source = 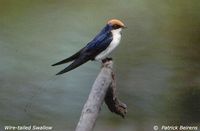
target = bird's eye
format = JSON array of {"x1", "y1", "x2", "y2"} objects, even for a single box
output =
[{"x1": 112, "y1": 24, "x2": 120, "y2": 29}]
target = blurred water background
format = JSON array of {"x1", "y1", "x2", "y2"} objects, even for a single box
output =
[{"x1": 0, "y1": 0, "x2": 200, "y2": 131}]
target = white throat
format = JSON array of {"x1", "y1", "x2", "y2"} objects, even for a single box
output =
[
  {"x1": 95, "y1": 28, "x2": 122, "y2": 60},
  {"x1": 111, "y1": 28, "x2": 122, "y2": 42}
]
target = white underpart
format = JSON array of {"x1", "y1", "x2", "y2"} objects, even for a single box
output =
[{"x1": 95, "y1": 28, "x2": 122, "y2": 60}]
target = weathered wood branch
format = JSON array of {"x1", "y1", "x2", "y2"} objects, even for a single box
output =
[
  {"x1": 75, "y1": 60, "x2": 127, "y2": 131},
  {"x1": 105, "y1": 71, "x2": 127, "y2": 118}
]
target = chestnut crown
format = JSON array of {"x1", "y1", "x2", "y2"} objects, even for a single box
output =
[{"x1": 107, "y1": 19, "x2": 126, "y2": 29}]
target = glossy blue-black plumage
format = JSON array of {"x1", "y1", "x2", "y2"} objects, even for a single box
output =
[
  {"x1": 52, "y1": 24, "x2": 113, "y2": 75},
  {"x1": 85, "y1": 24, "x2": 113, "y2": 50}
]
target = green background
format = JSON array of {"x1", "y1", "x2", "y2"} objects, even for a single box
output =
[{"x1": 0, "y1": 0, "x2": 200, "y2": 131}]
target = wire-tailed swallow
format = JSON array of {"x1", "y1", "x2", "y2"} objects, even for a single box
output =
[{"x1": 52, "y1": 19, "x2": 126, "y2": 75}]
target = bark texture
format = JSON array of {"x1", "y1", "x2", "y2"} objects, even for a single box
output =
[{"x1": 75, "y1": 60, "x2": 127, "y2": 131}]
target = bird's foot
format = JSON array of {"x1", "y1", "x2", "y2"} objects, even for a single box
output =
[
  {"x1": 102, "y1": 57, "x2": 113, "y2": 63},
  {"x1": 101, "y1": 57, "x2": 113, "y2": 68}
]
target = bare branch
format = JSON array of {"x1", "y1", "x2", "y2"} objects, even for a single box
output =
[
  {"x1": 75, "y1": 60, "x2": 127, "y2": 131},
  {"x1": 105, "y1": 72, "x2": 127, "y2": 118},
  {"x1": 75, "y1": 60, "x2": 113, "y2": 131}
]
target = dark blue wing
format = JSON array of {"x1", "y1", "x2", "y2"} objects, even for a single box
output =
[
  {"x1": 53, "y1": 24, "x2": 113, "y2": 75},
  {"x1": 82, "y1": 24, "x2": 113, "y2": 59}
]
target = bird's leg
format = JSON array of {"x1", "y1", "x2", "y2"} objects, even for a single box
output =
[
  {"x1": 101, "y1": 57, "x2": 113, "y2": 68},
  {"x1": 102, "y1": 57, "x2": 113, "y2": 63},
  {"x1": 106, "y1": 57, "x2": 113, "y2": 61}
]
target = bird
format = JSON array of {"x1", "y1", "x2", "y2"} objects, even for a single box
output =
[{"x1": 52, "y1": 19, "x2": 126, "y2": 75}]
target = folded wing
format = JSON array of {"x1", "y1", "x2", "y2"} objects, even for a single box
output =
[{"x1": 52, "y1": 25, "x2": 113, "y2": 75}]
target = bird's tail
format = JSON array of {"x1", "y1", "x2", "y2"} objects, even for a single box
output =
[
  {"x1": 56, "y1": 56, "x2": 90, "y2": 75},
  {"x1": 52, "y1": 50, "x2": 82, "y2": 66}
]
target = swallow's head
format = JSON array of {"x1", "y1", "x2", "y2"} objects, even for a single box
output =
[{"x1": 107, "y1": 19, "x2": 126, "y2": 30}]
